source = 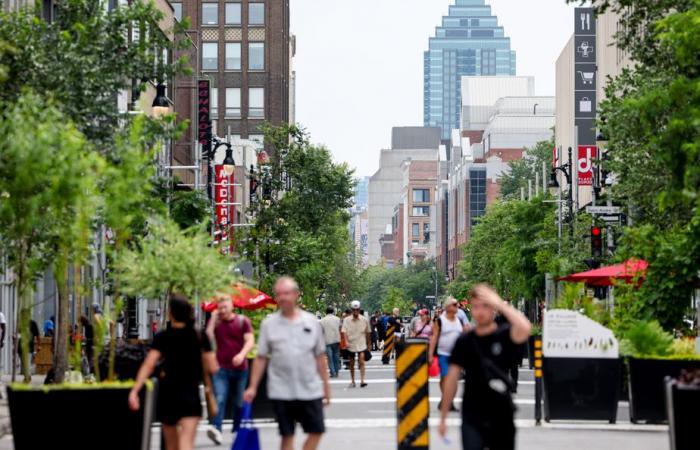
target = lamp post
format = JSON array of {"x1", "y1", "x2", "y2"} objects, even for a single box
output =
[
  {"x1": 151, "y1": 83, "x2": 172, "y2": 118},
  {"x1": 548, "y1": 146, "x2": 574, "y2": 241}
]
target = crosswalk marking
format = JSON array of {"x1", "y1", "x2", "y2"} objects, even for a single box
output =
[{"x1": 329, "y1": 378, "x2": 535, "y2": 385}]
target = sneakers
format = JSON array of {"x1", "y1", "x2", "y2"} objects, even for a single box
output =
[{"x1": 207, "y1": 426, "x2": 223, "y2": 445}]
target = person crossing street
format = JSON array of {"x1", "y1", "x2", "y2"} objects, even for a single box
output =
[
  {"x1": 320, "y1": 306, "x2": 341, "y2": 378},
  {"x1": 341, "y1": 301, "x2": 371, "y2": 388},
  {"x1": 381, "y1": 308, "x2": 402, "y2": 364}
]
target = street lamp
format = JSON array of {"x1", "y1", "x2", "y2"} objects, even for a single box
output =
[
  {"x1": 548, "y1": 146, "x2": 575, "y2": 240},
  {"x1": 222, "y1": 145, "x2": 236, "y2": 176},
  {"x1": 151, "y1": 83, "x2": 172, "y2": 118}
]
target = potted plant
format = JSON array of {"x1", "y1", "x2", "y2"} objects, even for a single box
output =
[
  {"x1": 528, "y1": 324, "x2": 542, "y2": 369},
  {"x1": 665, "y1": 368, "x2": 700, "y2": 450},
  {"x1": 622, "y1": 321, "x2": 700, "y2": 423}
]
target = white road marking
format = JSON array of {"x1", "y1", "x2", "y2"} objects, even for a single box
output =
[{"x1": 329, "y1": 378, "x2": 534, "y2": 385}]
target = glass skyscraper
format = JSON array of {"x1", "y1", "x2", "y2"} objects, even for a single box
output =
[{"x1": 424, "y1": 0, "x2": 516, "y2": 140}]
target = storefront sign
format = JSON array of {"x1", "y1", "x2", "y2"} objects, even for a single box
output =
[
  {"x1": 214, "y1": 165, "x2": 229, "y2": 227},
  {"x1": 577, "y1": 145, "x2": 597, "y2": 186},
  {"x1": 543, "y1": 309, "x2": 618, "y2": 358},
  {"x1": 197, "y1": 79, "x2": 210, "y2": 146}
]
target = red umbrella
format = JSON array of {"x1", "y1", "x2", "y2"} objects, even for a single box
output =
[
  {"x1": 559, "y1": 259, "x2": 648, "y2": 287},
  {"x1": 229, "y1": 282, "x2": 276, "y2": 310}
]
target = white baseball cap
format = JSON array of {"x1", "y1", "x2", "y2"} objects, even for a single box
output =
[{"x1": 351, "y1": 300, "x2": 361, "y2": 309}]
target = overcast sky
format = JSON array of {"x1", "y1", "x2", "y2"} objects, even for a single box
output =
[{"x1": 290, "y1": 0, "x2": 576, "y2": 177}]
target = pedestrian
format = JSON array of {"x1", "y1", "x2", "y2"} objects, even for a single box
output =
[
  {"x1": 340, "y1": 308, "x2": 352, "y2": 370},
  {"x1": 411, "y1": 309, "x2": 433, "y2": 340},
  {"x1": 341, "y1": 301, "x2": 370, "y2": 388},
  {"x1": 457, "y1": 302, "x2": 470, "y2": 326},
  {"x1": 0, "y1": 310, "x2": 6, "y2": 350},
  {"x1": 43, "y1": 316, "x2": 55, "y2": 337},
  {"x1": 382, "y1": 308, "x2": 402, "y2": 364},
  {"x1": 438, "y1": 284, "x2": 531, "y2": 450},
  {"x1": 205, "y1": 295, "x2": 255, "y2": 445},
  {"x1": 378, "y1": 311, "x2": 388, "y2": 350},
  {"x1": 429, "y1": 297, "x2": 469, "y2": 411},
  {"x1": 319, "y1": 306, "x2": 341, "y2": 378},
  {"x1": 369, "y1": 311, "x2": 380, "y2": 351},
  {"x1": 129, "y1": 294, "x2": 218, "y2": 450},
  {"x1": 244, "y1": 277, "x2": 330, "y2": 450},
  {"x1": 79, "y1": 315, "x2": 94, "y2": 371}
]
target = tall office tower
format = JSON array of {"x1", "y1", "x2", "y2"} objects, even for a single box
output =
[{"x1": 424, "y1": 0, "x2": 515, "y2": 142}]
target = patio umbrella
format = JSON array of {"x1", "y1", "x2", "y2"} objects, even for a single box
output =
[
  {"x1": 558, "y1": 259, "x2": 648, "y2": 287},
  {"x1": 229, "y1": 282, "x2": 276, "y2": 310}
]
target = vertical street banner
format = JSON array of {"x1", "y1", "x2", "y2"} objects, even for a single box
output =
[
  {"x1": 215, "y1": 165, "x2": 230, "y2": 240},
  {"x1": 198, "y1": 79, "x2": 211, "y2": 146},
  {"x1": 577, "y1": 145, "x2": 597, "y2": 186},
  {"x1": 574, "y1": 7, "x2": 596, "y2": 150}
]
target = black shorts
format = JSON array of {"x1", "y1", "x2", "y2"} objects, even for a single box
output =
[
  {"x1": 273, "y1": 399, "x2": 325, "y2": 436},
  {"x1": 157, "y1": 387, "x2": 202, "y2": 426}
]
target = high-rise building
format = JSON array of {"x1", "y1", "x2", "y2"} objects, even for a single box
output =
[{"x1": 424, "y1": 0, "x2": 516, "y2": 141}]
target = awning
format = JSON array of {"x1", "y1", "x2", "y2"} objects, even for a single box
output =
[
  {"x1": 200, "y1": 282, "x2": 276, "y2": 312},
  {"x1": 558, "y1": 259, "x2": 648, "y2": 287}
]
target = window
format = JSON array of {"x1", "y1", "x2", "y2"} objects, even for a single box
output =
[
  {"x1": 249, "y1": 88, "x2": 264, "y2": 118},
  {"x1": 225, "y1": 43, "x2": 241, "y2": 70},
  {"x1": 469, "y1": 169, "x2": 487, "y2": 228},
  {"x1": 172, "y1": 2, "x2": 182, "y2": 21},
  {"x1": 226, "y1": 88, "x2": 241, "y2": 117},
  {"x1": 412, "y1": 223, "x2": 420, "y2": 237},
  {"x1": 210, "y1": 87, "x2": 218, "y2": 117},
  {"x1": 248, "y1": 43, "x2": 264, "y2": 70},
  {"x1": 202, "y1": 42, "x2": 218, "y2": 70},
  {"x1": 412, "y1": 206, "x2": 429, "y2": 217},
  {"x1": 202, "y1": 3, "x2": 218, "y2": 25},
  {"x1": 225, "y1": 2, "x2": 241, "y2": 25},
  {"x1": 412, "y1": 188, "x2": 430, "y2": 203},
  {"x1": 248, "y1": 3, "x2": 264, "y2": 25}
]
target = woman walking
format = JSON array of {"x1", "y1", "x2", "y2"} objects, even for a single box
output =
[
  {"x1": 129, "y1": 294, "x2": 218, "y2": 450},
  {"x1": 411, "y1": 309, "x2": 433, "y2": 340}
]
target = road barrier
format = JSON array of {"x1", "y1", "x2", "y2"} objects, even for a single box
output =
[
  {"x1": 534, "y1": 336, "x2": 543, "y2": 425},
  {"x1": 383, "y1": 324, "x2": 396, "y2": 364},
  {"x1": 396, "y1": 339, "x2": 429, "y2": 450}
]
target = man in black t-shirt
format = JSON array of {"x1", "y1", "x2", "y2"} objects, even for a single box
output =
[{"x1": 438, "y1": 284, "x2": 531, "y2": 450}]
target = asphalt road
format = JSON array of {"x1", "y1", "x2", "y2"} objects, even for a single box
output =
[{"x1": 0, "y1": 352, "x2": 670, "y2": 449}]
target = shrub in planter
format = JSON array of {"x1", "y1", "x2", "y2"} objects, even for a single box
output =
[
  {"x1": 622, "y1": 321, "x2": 700, "y2": 423},
  {"x1": 8, "y1": 381, "x2": 156, "y2": 450}
]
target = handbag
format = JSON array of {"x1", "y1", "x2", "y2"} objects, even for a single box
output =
[
  {"x1": 364, "y1": 349, "x2": 372, "y2": 362},
  {"x1": 231, "y1": 402, "x2": 260, "y2": 450},
  {"x1": 429, "y1": 356, "x2": 440, "y2": 377}
]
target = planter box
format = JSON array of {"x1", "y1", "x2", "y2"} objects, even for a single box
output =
[
  {"x1": 628, "y1": 358, "x2": 700, "y2": 423},
  {"x1": 542, "y1": 357, "x2": 620, "y2": 423},
  {"x1": 7, "y1": 382, "x2": 155, "y2": 450},
  {"x1": 665, "y1": 377, "x2": 700, "y2": 450}
]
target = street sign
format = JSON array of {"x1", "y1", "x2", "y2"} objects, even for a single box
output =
[
  {"x1": 600, "y1": 215, "x2": 621, "y2": 222},
  {"x1": 586, "y1": 206, "x2": 621, "y2": 214}
]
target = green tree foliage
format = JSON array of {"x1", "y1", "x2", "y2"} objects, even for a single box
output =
[
  {"x1": 577, "y1": 0, "x2": 700, "y2": 330},
  {"x1": 499, "y1": 138, "x2": 554, "y2": 200},
  {"x1": 242, "y1": 124, "x2": 356, "y2": 307},
  {"x1": 0, "y1": 0, "x2": 190, "y2": 149},
  {"x1": 381, "y1": 287, "x2": 414, "y2": 316}
]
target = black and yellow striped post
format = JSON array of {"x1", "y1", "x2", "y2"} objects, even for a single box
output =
[
  {"x1": 396, "y1": 339, "x2": 429, "y2": 450},
  {"x1": 383, "y1": 324, "x2": 396, "y2": 364},
  {"x1": 534, "y1": 337, "x2": 543, "y2": 425}
]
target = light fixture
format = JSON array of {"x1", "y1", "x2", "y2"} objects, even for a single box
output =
[
  {"x1": 222, "y1": 146, "x2": 236, "y2": 176},
  {"x1": 595, "y1": 132, "x2": 608, "y2": 150},
  {"x1": 548, "y1": 170, "x2": 560, "y2": 196},
  {"x1": 151, "y1": 83, "x2": 171, "y2": 118}
]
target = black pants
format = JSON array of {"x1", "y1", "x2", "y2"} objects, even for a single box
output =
[
  {"x1": 509, "y1": 364, "x2": 519, "y2": 392},
  {"x1": 461, "y1": 417, "x2": 515, "y2": 450}
]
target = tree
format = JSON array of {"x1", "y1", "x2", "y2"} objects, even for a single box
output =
[
  {"x1": 381, "y1": 287, "x2": 413, "y2": 316},
  {"x1": 499, "y1": 138, "x2": 554, "y2": 200},
  {"x1": 241, "y1": 124, "x2": 356, "y2": 307},
  {"x1": 0, "y1": 93, "x2": 103, "y2": 382}
]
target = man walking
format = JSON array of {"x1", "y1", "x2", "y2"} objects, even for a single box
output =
[
  {"x1": 244, "y1": 277, "x2": 330, "y2": 450},
  {"x1": 319, "y1": 306, "x2": 341, "y2": 378},
  {"x1": 369, "y1": 311, "x2": 380, "y2": 351},
  {"x1": 206, "y1": 295, "x2": 255, "y2": 445},
  {"x1": 438, "y1": 284, "x2": 531, "y2": 450},
  {"x1": 341, "y1": 301, "x2": 370, "y2": 388}
]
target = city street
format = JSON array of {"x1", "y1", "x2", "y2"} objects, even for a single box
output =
[{"x1": 0, "y1": 352, "x2": 673, "y2": 449}]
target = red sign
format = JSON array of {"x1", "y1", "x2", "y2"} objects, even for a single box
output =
[
  {"x1": 215, "y1": 165, "x2": 230, "y2": 227},
  {"x1": 577, "y1": 145, "x2": 597, "y2": 186},
  {"x1": 197, "y1": 79, "x2": 210, "y2": 145},
  {"x1": 552, "y1": 146, "x2": 558, "y2": 168}
]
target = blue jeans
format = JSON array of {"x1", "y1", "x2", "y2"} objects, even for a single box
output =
[
  {"x1": 326, "y1": 343, "x2": 341, "y2": 377},
  {"x1": 212, "y1": 368, "x2": 249, "y2": 432}
]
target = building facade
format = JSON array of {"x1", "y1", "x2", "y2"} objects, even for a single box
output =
[{"x1": 424, "y1": 0, "x2": 516, "y2": 141}]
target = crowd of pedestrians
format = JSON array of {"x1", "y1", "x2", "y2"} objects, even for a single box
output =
[{"x1": 125, "y1": 274, "x2": 529, "y2": 450}]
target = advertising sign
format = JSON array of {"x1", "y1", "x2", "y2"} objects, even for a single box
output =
[
  {"x1": 574, "y1": 7, "x2": 596, "y2": 147},
  {"x1": 214, "y1": 165, "x2": 230, "y2": 227},
  {"x1": 197, "y1": 79, "x2": 210, "y2": 146},
  {"x1": 577, "y1": 145, "x2": 597, "y2": 186},
  {"x1": 543, "y1": 309, "x2": 619, "y2": 358}
]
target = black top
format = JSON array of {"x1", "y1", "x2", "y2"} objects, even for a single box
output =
[
  {"x1": 449, "y1": 324, "x2": 516, "y2": 418},
  {"x1": 151, "y1": 327, "x2": 212, "y2": 393}
]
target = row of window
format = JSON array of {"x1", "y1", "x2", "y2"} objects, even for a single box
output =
[
  {"x1": 202, "y1": 42, "x2": 264, "y2": 71},
  {"x1": 201, "y1": 2, "x2": 264, "y2": 26},
  {"x1": 411, "y1": 223, "x2": 431, "y2": 242},
  {"x1": 210, "y1": 87, "x2": 264, "y2": 118}
]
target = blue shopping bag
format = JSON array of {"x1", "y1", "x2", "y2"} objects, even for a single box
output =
[{"x1": 231, "y1": 402, "x2": 260, "y2": 450}]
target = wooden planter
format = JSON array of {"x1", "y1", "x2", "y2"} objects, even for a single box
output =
[
  {"x1": 7, "y1": 382, "x2": 155, "y2": 450},
  {"x1": 542, "y1": 356, "x2": 621, "y2": 423},
  {"x1": 628, "y1": 358, "x2": 700, "y2": 423}
]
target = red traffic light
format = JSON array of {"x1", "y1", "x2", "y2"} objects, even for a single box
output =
[{"x1": 591, "y1": 227, "x2": 602, "y2": 236}]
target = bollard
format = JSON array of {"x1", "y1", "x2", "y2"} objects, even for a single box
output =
[
  {"x1": 383, "y1": 324, "x2": 396, "y2": 364},
  {"x1": 396, "y1": 339, "x2": 429, "y2": 450},
  {"x1": 534, "y1": 337, "x2": 543, "y2": 425}
]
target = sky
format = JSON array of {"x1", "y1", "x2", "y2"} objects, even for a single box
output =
[{"x1": 290, "y1": 0, "x2": 576, "y2": 177}]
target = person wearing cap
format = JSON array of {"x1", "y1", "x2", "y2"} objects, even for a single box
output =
[
  {"x1": 410, "y1": 309, "x2": 433, "y2": 340},
  {"x1": 341, "y1": 301, "x2": 371, "y2": 388}
]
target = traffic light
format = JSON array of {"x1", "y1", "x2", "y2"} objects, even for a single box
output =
[{"x1": 591, "y1": 226, "x2": 603, "y2": 258}]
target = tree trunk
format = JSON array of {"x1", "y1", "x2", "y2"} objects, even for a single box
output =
[
  {"x1": 53, "y1": 260, "x2": 70, "y2": 384},
  {"x1": 18, "y1": 282, "x2": 31, "y2": 383}
]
